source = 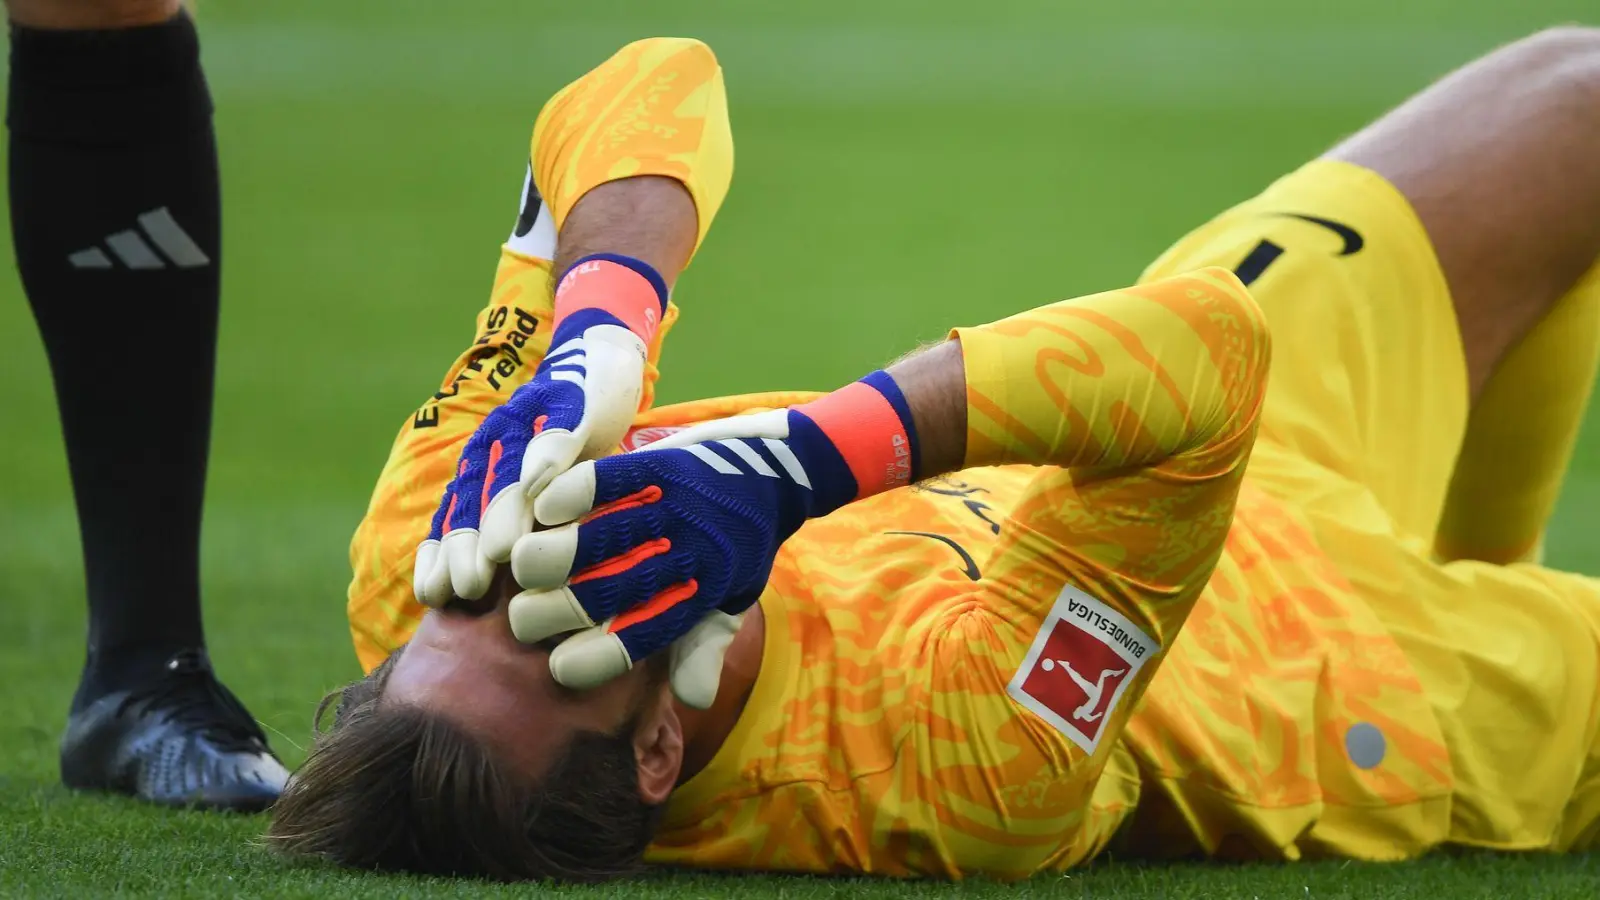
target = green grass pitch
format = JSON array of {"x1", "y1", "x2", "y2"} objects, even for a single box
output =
[{"x1": 3, "y1": 0, "x2": 1599, "y2": 896}]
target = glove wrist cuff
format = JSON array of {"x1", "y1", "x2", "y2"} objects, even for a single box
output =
[
  {"x1": 553, "y1": 254, "x2": 669, "y2": 345},
  {"x1": 794, "y1": 370, "x2": 919, "y2": 510}
]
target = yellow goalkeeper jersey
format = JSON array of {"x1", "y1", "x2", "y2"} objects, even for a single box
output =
[
  {"x1": 346, "y1": 34, "x2": 1600, "y2": 881},
  {"x1": 639, "y1": 271, "x2": 1452, "y2": 877},
  {"x1": 349, "y1": 265, "x2": 1454, "y2": 878}
]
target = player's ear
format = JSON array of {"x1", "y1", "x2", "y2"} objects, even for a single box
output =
[{"x1": 632, "y1": 689, "x2": 683, "y2": 805}]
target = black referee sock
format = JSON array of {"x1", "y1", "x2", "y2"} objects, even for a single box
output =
[{"x1": 7, "y1": 12, "x2": 222, "y2": 710}]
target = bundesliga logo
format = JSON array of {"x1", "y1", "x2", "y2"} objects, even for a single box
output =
[{"x1": 1007, "y1": 585, "x2": 1158, "y2": 754}]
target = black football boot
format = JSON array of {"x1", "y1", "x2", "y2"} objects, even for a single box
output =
[{"x1": 59, "y1": 649, "x2": 288, "y2": 811}]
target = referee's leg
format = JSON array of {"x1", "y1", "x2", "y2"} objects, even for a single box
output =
[{"x1": 7, "y1": 0, "x2": 286, "y2": 808}]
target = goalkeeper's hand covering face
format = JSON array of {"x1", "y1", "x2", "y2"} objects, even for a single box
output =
[
  {"x1": 508, "y1": 373, "x2": 921, "y2": 709},
  {"x1": 414, "y1": 254, "x2": 667, "y2": 608}
]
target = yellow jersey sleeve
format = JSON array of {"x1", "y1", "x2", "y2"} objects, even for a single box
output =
[
  {"x1": 952, "y1": 267, "x2": 1271, "y2": 646},
  {"x1": 532, "y1": 37, "x2": 733, "y2": 259},
  {"x1": 345, "y1": 36, "x2": 740, "y2": 670},
  {"x1": 954, "y1": 266, "x2": 1269, "y2": 479}
]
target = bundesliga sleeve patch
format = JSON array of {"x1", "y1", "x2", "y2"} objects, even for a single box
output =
[{"x1": 1006, "y1": 584, "x2": 1159, "y2": 755}]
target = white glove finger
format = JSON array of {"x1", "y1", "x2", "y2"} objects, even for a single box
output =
[
  {"x1": 443, "y1": 529, "x2": 495, "y2": 600},
  {"x1": 509, "y1": 523, "x2": 579, "y2": 590},
  {"x1": 533, "y1": 460, "x2": 599, "y2": 527},
  {"x1": 508, "y1": 585, "x2": 596, "y2": 644},
  {"x1": 418, "y1": 539, "x2": 455, "y2": 608},
  {"x1": 479, "y1": 486, "x2": 534, "y2": 564},
  {"x1": 413, "y1": 540, "x2": 441, "y2": 604},
  {"x1": 520, "y1": 429, "x2": 585, "y2": 501},
  {"x1": 548, "y1": 625, "x2": 633, "y2": 692},
  {"x1": 669, "y1": 612, "x2": 744, "y2": 710}
]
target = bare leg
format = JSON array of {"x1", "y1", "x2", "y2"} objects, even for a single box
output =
[{"x1": 1328, "y1": 27, "x2": 1600, "y2": 400}]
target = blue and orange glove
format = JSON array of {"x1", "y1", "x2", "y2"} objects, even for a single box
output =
[
  {"x1": 414, "y1": 254, "x2": 668, "y2": 607},
  {"x1": 505, "y1": 372, "x2": 920, "y2": 708}
]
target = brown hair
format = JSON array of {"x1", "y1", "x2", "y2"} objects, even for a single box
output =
[{"x1": 264, "y1": 649, "x2": 663, "y2": 882}]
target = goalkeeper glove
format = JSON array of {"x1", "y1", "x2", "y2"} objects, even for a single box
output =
[
  {"x1": 414, "y1": 253, "x2": 667, "y2": 606},
  {"x1": 505, "y1": 372, "x2": 919, "y2": 708}
]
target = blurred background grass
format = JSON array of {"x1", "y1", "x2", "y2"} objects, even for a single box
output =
[{"x1": 1, "y1": 0, "x2": 1597, "y2": 895}]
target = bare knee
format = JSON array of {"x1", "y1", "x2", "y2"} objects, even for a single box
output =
[{"x1": 6, "y1": 0, "x2": 181, "y2": 29}]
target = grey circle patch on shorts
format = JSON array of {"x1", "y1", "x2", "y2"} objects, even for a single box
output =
[{"x1": 1345, "y1": 722, "x2": 1387, "y2": 770}]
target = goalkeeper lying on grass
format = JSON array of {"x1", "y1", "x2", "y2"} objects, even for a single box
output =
[{"x1": 270, "y1": 30, "x2": 1600, "y2": 880}]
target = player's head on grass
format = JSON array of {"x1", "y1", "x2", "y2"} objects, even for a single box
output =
[{"x1": 264, "y1": 571, "x2": 682, "y2": 882}]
